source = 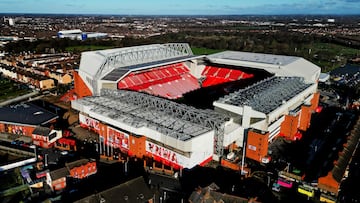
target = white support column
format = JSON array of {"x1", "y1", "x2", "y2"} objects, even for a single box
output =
[{"x1": 242, "y1": 105, "x2": 252, "y2": 128}]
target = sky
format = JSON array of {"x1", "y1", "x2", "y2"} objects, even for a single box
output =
[{"x1": 0, "y1": 0, "x2": 359, "y2": 15}]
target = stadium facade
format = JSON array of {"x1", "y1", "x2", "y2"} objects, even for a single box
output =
[{"x1": 71, "y1": 43, "x2": 320, "y2": 169}]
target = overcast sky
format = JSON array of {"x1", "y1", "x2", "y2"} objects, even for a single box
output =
[{"x1": 0, "y1": 0, "x2": 359, "y2": 15}]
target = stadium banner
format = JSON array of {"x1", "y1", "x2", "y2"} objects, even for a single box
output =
[
  {"x1": 6, "y1": 124, "x2": 33, "y2": 136},
  {"x1": 106, "y1": 126, "x2": 129, "y2": 150},
  {"x1": 145, "y1": 141, "x2": 187, "y2": 166},
  {"x1": 79, "y1": 114, "x2": 100, "y2": 132}
]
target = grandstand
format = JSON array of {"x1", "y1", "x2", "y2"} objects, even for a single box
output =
[
  {"x1": 71, "y1": 43, "x2": 321, "y2": 169},
  {"x1": 72, "y1": 88, "x2": 230, "y2": 169},
  {"x1": 117, "y1": 63, "x2": 200, "y2": 99},
  {"x1": 201, "y1": 65, "x2": 254, "y2": 87},
  {"x1": 214, "y1": 76, "x2": 317, "y2": 142}
]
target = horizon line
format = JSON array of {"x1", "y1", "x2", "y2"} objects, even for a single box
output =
[{"x1": 1, "y1": 12, "x2": 359, "y2": 17}]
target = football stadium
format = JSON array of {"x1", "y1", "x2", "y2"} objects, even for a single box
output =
[{"x1": 71, "y1": 43, "x2": 321, "y2": 170}]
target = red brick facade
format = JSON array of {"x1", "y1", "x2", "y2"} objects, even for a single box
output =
[{"x1": 69, "y1": 161, "x2": 97, "y2": 179}]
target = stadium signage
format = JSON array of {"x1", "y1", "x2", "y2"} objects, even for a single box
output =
[
  {"x1": 79, "y1": 114, "x2": 100, "y2": 132},
  {"x1": 105, "y1": 126, "x2": 129, "y2": 150},
  {"x1": 146, "y1": 141, "x2": 185, "y2": 165}
]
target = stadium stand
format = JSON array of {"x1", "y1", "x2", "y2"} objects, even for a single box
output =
[
  {"x1": 117, "y1": 63, "x2": 200, "y2": 99},
  {"x1": 201, "y1": 65, "x2": 254, "y2": 87},
  {"x1": 71, "y1": 43, "x2": 321, "y2": 169}
]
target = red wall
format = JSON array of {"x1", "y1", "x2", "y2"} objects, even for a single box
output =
[
  {"x1": 69, "y1": 161, "x2": 97, "y2": 179},
  {"x1": 1, "y1": 124, "x2": 35, "y2": 137},
  {"x1": 299, "y1": 105, "x2": 312, "y2": 131},
  {"x1": 73, "y1": 71, "x2": 92, "y2": 99},
  {"x1": 318, "y1": 172, "x2": 340, "y2": 195},
  {"x1": 280, "y1": 114, "x2": 300, "y2": 140},
  {"x1": 221, "y1": 158, "x2": 241, "y2": 171},
  {"x1": 0, "y1": 123, "x2": 5, "y2": 132},
  {"x1": 246, "y1": 129, "x2": 269, "y2": 162},
  {"x1": 129, "y1": 135, "x2": 146, "y2": 158},
  {"x1": 310, "y1": 92, "x2": 320, "y2": 111}
]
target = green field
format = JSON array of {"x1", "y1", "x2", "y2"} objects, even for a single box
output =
[
  {"x1": 309, "y1": 42, "x2": 360, "y2": 56},
  {"x1": 65, "y1": 45, "x2": 116, "y2": 52},
  {"x1": 304, "y1": 42, "x2": 360, "y2": 71},
  {"x1": 191, "y1": 47, "x2": 224, "y2": 55},
  {"x1": 0, "y1": 77, "x2": 31, "y2": 103}
]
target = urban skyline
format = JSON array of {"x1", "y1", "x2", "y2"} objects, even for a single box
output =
[{"x1": 0, "y1": 0, "x2": 360, "y2": 15}]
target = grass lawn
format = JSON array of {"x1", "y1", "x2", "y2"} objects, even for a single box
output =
[
  {"x1": 191, "y1": 47, "x2": 224, "y2": 55},
  {"x1": 299, "y1": 42, "x2": 359, "y2": 71},
  {"x1": 310, "y1": 42, "x2": 360, "y2": 56}
]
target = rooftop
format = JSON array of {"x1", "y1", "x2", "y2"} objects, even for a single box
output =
[
  {"x1": 0, "y1": 64, "x2": 51, "y2": 81},
  {"x1": 58, "y1": 29, "x2": 82, "y2": 34},
  {"x1": 49, "y1": 167, "x2": 69, "y2": 180},
  {"x1": 66, "y1": 159, "x2": 95, "y2": 170},
  {"x1": 208, "y1": 51, "x2": 299, "y2": 66},
  {"x1": 217, "y1": 76, "x2": 312, "y2": 114},
  {"x1": 0, "y1": 103, "x2": 58, "y2": 126},
  {"x1": 74, "y1": 176, "x2": 154, "y2": 203},
  {"x1": 207, "y1": 51, "x2": 321, "y2": 84},
  {"x1": 32, "y1": 126, "x2": 51, "y2": 136},
  {"x1": 101, "y1": 55, "x2": 199, "y2": 81},
  {"x1": 188, "y1": 184, "x2": 259, "y2": 203},
  {"x1": 73, "y1": 89, "x2": 229, "y2": 141},
  {"x1": 79, "y1": 43, "x2": 194, "y2": 85}
]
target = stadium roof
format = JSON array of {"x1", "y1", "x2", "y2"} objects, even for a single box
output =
[
  {"x1": 72, "y1": 89, "x2": 229, "y2": 141},
  {"x1": 101, "y1": 55, "x2": 200, "y2": 81},
  {"x1": 216, "y1": 76, "x2": 312, "y2": 114},
  {"x1": 79, "y1": 43, "x2": 194, "y2": 79},
  {"x1": 79, "y1": 43, "x2": 195, "y2": 95},
  {"x1": 211, "y1": 51, "x2": 299, "y2": 66},
  {"x1": 207, "y1": 51, "x2": 321, "y2": 83},
  {"x1": 0, "y1": 103, "x2": 58, "y2": 126}
]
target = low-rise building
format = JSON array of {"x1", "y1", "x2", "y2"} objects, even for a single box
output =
[
  {"x1": 66, "y1": 159, "x2": 97, "y2": 179},
  {"x1": 46, "y1": 167, "x2": 69, "y2": 191},
  {"x1": 48, "y1": 71, "x2": 72, "y2": 84},
  {"x1": 46, "y1": 159, "x2": 97, "y2": 191},
  {"x1": 32, "y1": 126, "x2": 62, "y2": 148},
  {"x1": 0, "y1": 64, "x2": 55, "y2": 90},
  {"x1": 188, "y1": 183, "x2": 261, "y2": 203},
  {"x1": 0, "y1": 103, "x2": 58, "y2": 137}
]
